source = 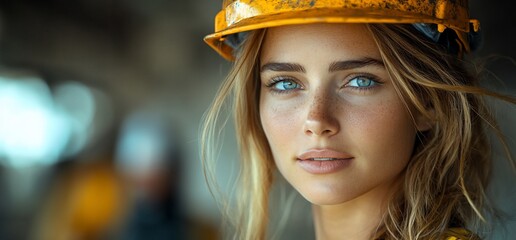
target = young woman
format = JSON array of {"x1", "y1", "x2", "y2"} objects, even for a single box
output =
[{"x1": 202, "y1": 1, "x2": 516, "y2": 239}]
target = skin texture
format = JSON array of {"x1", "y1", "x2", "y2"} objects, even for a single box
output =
[{"x1": 259, "y1": 23, "x2": 430, "y2": 239}]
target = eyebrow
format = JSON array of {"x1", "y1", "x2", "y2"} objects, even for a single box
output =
[
  {"x1": 260, "y1": 57, "x2": 384, "y2": 73},
  {"x1": 328, "y1": 58, "x2": 384, "y2": 72},
  {"x1": 260, "y1": 62, "x2": 306, "y2": 73}
]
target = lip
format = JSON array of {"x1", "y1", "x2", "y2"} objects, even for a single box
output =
[
  {"x1": 297, "y1": 149, "x2": 354, "y2": 161},
  {"x1": 297, "y1": 149, "x2": 353, "y2": 174}
]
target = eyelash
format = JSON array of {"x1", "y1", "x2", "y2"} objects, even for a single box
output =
[
  {"x1": 344, "y1": 74, "x2": 383, "y2": 92},
  {"x1": 264, "y1": 77, "x2": 301, "y2": 94},
  {"x1": 264, "y1": 74, "x2": 383, "y2": 94}
]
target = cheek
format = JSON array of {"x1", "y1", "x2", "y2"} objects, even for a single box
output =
[
  {"x1": 260, "y1": 99, "x2": 300, "y2": 151},
  {"x1": 346, "y1": 98, "x2": 416, "y2": 168}
]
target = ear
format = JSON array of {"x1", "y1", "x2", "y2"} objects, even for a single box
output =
[{"x1": 415, "y1": 109, "x2": 434, "y2": 132}]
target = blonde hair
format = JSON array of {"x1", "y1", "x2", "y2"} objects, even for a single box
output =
[
  {"x1": 201, "y1": 24, "x2": 516, "y2": 239},
  {"x1": 201, "y1": 29, "x2": 271, "y2": 240}
]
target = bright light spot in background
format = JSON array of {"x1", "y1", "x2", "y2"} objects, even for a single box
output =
[
  {"x1": 54, "y1": 82, "x2": 96, "y2": 157},
  {"x1": 0, "y1": 75, "x2": 102, "y2": 168},
  {"x1": 115, "y1": 112, "x2": 173, "y2": 177},
  {"x1": 0, "y1": 76, "x2": 70, "y2": 167},
  {"x1": 117, "y1": 127, "x2": 166, "y2": 175}
]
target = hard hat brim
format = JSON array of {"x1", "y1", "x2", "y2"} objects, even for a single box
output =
[{"x1": 204, "y1": 7, "x2": 475, "y2": 61}]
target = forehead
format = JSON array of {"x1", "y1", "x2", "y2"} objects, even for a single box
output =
[{"x1": 260, "y1": 23, "x2": 381, "y2": 64}]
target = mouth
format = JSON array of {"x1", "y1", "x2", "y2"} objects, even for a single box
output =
[
  {"x1": 296, "y1": 149, "x2": 353, "y2": 174},
  {"x1": 297, "y1": 148, "x2": 354, "y2": 161},
  {"x1": 305, "y1": 158, "x2": 347, "y2": 161}
]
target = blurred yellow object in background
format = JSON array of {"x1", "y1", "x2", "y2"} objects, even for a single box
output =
[
  {"x1": 33, "y1": 160, "x2": 126, "y2": 240},
  {"x1": 68, "y1": 162, "x2": 124, "y2": 237}
]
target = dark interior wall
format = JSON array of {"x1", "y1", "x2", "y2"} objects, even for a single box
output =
[{"x1": 0, "y1": 0, "x2": 514, "y2": 100}]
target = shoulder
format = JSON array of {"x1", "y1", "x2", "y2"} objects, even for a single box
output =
[{"x1": 444, "y1": 228, "x2": 481, "y2": 240}]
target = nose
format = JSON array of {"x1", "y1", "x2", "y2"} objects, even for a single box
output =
[{"x1": 303, "y1": 94, "x2": 340, "y2": 137}]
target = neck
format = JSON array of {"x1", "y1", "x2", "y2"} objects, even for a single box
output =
[{"x1": 312, "y1": 179, "x2": 401, "y2": 240}]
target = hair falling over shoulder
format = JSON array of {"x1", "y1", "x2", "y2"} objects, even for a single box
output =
[
  {"x1": 201, "y1": 24, "x2": 516, "y2": 240},
  {"x1": 366, "y1": 24, "x2": 516, "y2": 239},
  {"x1": 201, "y1": 30, "x2": 272, "y2": 240}
]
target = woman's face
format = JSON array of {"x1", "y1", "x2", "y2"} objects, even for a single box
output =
[{"x1": 259, "y1": 23, "x2": 426, "y2": 205}]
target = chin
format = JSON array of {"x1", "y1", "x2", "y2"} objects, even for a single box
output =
[
  {"x1": 305, "y1": 196, "x2": 348, "y2": 206},
  {"x1": 296, "y1": 184, "x2": 359, "y2": 206}
]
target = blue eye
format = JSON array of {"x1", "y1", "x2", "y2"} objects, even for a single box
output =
[
  {"x1": 347, "y1": 76, "x2": 379, "y2": 88},
  {"x1": 271, "y1": 79, "x2": 300, "y2": 91}
]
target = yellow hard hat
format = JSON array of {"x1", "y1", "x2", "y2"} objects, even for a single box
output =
[{"x1": 204, "y1": 0, "x2": 480, "y2": 61}]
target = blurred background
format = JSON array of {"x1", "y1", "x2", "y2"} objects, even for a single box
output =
[{"x1": 0, "y1": 0, "x2": 514, "y2": 240}]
